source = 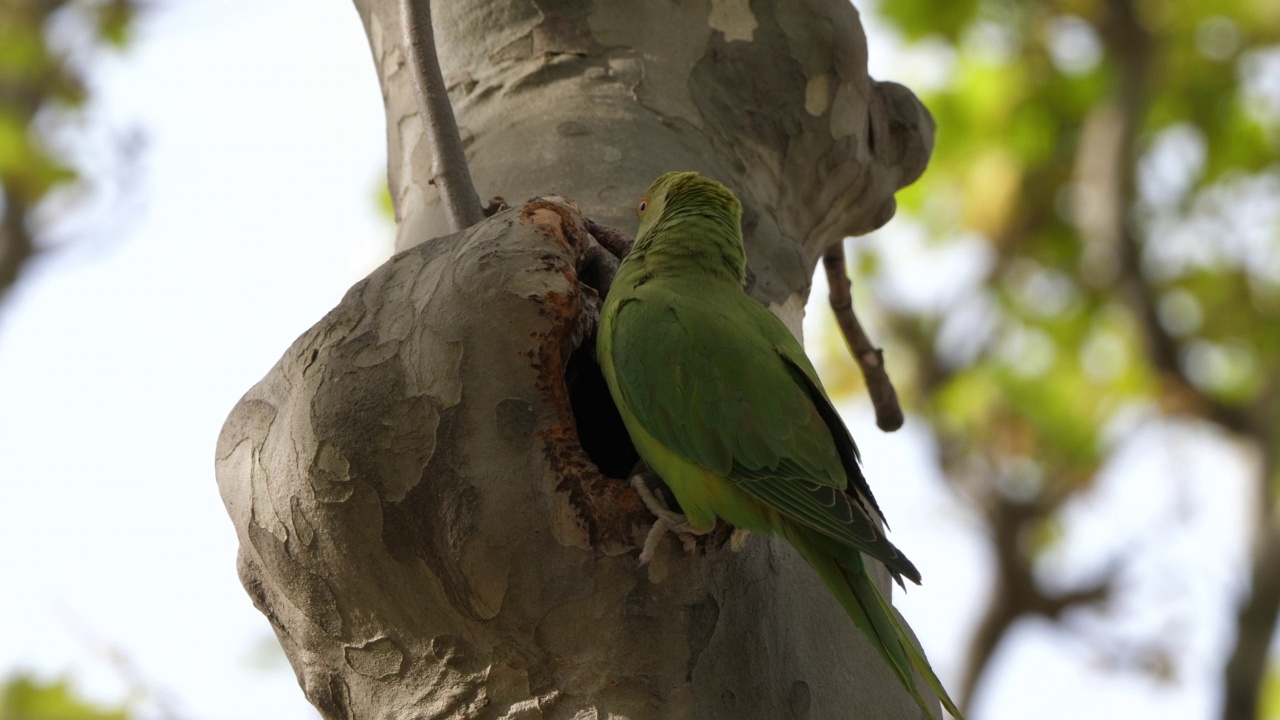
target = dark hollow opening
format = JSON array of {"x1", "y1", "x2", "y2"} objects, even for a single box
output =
[{"x1": 565, "y1": 335, "x2": 639, "y2": 480}]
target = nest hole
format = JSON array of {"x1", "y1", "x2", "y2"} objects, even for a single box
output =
[{"x1": 565, "y1": 336, "x2": 639, "y2": 480}]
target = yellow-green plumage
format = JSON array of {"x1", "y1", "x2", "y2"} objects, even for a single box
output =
[{"x1": 596, "y1": 171, "x2": 963, "y2": 719}]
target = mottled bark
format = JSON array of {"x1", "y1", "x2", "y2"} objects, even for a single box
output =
[
  {"x1": 217, "y1": 1, "x2": 939, "y2": 717},
  {"x1": 366, "y1": 0, "x2": 932, "y2": 304}
]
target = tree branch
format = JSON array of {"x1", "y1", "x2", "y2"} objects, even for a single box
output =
[
  {"x1": 959, "y1": 490, "x2": 1114, "y2": 711},
  {"x1": 1087, "y1": 0, "x2": 1251, "y2": 435},
  {"x1": 1093, "y1": 7, "x2": 1279, "y2": 715},
  {"x1": 400, "y1": 0, "x2": 483, "y2": 230},
  {"x1": 822, "y1": 241, "x2": 903, "y2": 431},
  {"x1": 0, "y1": 185, "x2": 35, "y2": 307},
  {"x1": 1225, "y1": 506, "x2": 1280, "y2": 719},
  {"x1": 1116, "y1": 225, "x2": 1253, "y2": 432},
  {"x1": 1223, "y1": 402, "x2": 1280, "y2": 719}
]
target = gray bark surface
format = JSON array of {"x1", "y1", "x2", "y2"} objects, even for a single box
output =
[
  {"x1": 365, "y1": 0, "x2": 932, "y2": 306},
  {"x1": 217, "y1": 1, "x2": 939, "y2": 718}
]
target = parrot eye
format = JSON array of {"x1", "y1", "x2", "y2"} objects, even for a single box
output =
[{"x1": 637, "y1": 198, "x2": 648, "y2": 217}]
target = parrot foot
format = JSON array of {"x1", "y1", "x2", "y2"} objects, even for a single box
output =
[
  {"x1": 631, "y1": 474, "x2": 714, "y2": 566},
  {"x1": 729, "y1": 528, "x2": 751, "y2": 552}
]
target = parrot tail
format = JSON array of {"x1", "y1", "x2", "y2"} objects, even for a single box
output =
[{"x1": 784, "y1": 524, "x2": 964, "y2": 720}]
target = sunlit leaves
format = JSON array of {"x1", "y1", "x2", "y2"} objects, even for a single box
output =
[
  {"x1": 95, "y1": 0, "x2": 138, "y2": 48},
  {"x1": 878, "y1": 0, "x2": 980, "y2": 42},
  {"x1": 873, "y1": 0, "x2": 1277, "y2": 433},
  {"x1": 963, "y1": 148, "x2": 1022, "y2": 237},
  {"x1": 932, "y1": 307, "x2": 1146, "y2": 483},
  {"x1": 0, "y1": 674, "x2": 127, "y2": 720},
  {"x1": 863, "y1": 4, "x2": 1278, "y2": 691},
  {"x1": 0, "y1": 1, "x2": 92, "y2": 205},
  {"x1": 0, "y1": 109, "x2": 76, "y2": 203},
  {"x1": 0, "y1": 0, "x2": 139, "y2": 299},
  {"x1": 1263, "y1": 662, "x2": 1280, "y2": 719}
]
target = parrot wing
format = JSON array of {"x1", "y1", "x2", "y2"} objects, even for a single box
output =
[{"x1": 608, "y1": 282, "x2": 920, "y2": 583}]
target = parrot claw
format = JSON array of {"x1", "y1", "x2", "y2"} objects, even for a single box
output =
[
  {"x1": 729, "y1": 528, "x2": 751, "y2": 552},
  {"x1": 631, "y1": 474, "x2": 714, "y2": 566},
  {"x1": 630, "y1": 474, "x2": 688, "y2": 526},
  {"x1": 638, "y1": 517, "x2": 671, "y2": 566}
]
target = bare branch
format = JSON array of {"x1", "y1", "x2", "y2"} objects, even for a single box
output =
[
  {"x1": 822, "y1": 241, "x2": 903, "y2": 432},
  {"x1": 1086, "y1": 4, "x2": 1277, "y2": 714},
  {"x1": 1225, "y1": 500, "x2": 1280, "y2": 719},
  {"x1": 958, "y1": 491, "x2": 1114, "y2": 711},
  {"x1": 0, "y1": 186, "x2": 35, "y2": 307},
  {"x1": 1223, "y1": 416, "x2": 1280, "y2": 720},
  {"x1": 1081, "y1": 0, "x2": 1252, "y2": 435},
  {"x1": 1117, "y1": 226, "x2": 1254, "y2": 432},
  {"x1": 400, "y1": 0, "x2": 483, "y2": 230}
]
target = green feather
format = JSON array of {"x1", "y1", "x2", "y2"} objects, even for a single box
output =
[{"x1": 598, "y1": 171, "x2": 963, "y2": 719}]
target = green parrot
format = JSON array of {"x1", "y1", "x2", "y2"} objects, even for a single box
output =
[{"x1": 596, "y1": 171, "x2": 963, "y2": 720}]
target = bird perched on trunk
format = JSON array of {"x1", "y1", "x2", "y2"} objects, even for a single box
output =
[{"x1": 596, "y1": 171, "x2": 963, "y2": 720}]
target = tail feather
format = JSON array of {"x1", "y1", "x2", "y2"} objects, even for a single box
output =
[
  {"x1": 785, "y1": 525, "x2": 964, "y2": 720},
  {"x1": 850, "y1": 569, "x2": 964, "y2": 720}
]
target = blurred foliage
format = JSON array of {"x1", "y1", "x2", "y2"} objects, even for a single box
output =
[
  {"x1": 0, "y1": 0, "x2": 140, "y2": 303},
  {"x1": 0, "y1": 674, "x2": 127, "y2": 720},
  {"x1": 0, "y1": 0, "x2": 141, "y2": 714},
  {"x1": 376, "y1": 177, "x2": 395, "y2": 222},
  {"x1": 857, "y1": 0, "x2": 1280, "y2": 712},
  {"x1": 1265, "y1": 664, "x2": 1280, "y2": 720}
]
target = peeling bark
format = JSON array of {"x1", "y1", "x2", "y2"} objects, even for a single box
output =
[
  {"x1": 218, "y1": 1, "x2": 939, "y2": 717},
  {"x1": 359, "y1": 0, "x2": 933, "y2": 306},
  {"x1": 218, "y1": 202, "x2": 934, "y2": 718}
]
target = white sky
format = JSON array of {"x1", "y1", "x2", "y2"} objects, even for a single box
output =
[{"x1": 0, "y1": 1, "x2": 1265, "y2": 719}]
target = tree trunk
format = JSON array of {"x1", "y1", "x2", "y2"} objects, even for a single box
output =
[{"x1": 215, "y1": 1, "x2": 937, "y2": 718}]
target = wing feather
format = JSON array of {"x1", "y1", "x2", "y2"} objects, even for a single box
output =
[{"x1": 608, "y1": 281, "x2": 919, "y2": 583}]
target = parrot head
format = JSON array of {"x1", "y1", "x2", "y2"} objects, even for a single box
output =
[{"x1": 631, "y1": 171, "x2": 746, "y2": 283}]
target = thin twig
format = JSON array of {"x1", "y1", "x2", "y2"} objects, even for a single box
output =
[
  {"x1": 822, "y1": 241, "x2": 903, "y2": 432},
  {"x1": 400, "y1": 0, "x2": 483, "y2": 231}
]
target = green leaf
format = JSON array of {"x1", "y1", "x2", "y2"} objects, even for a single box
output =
[
  {"x1": 876, "y1": 0, "x2": 980, "y2": 42},
  {"x1": 0, "y1": 674, "x2": 128, "y2": 720}
]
